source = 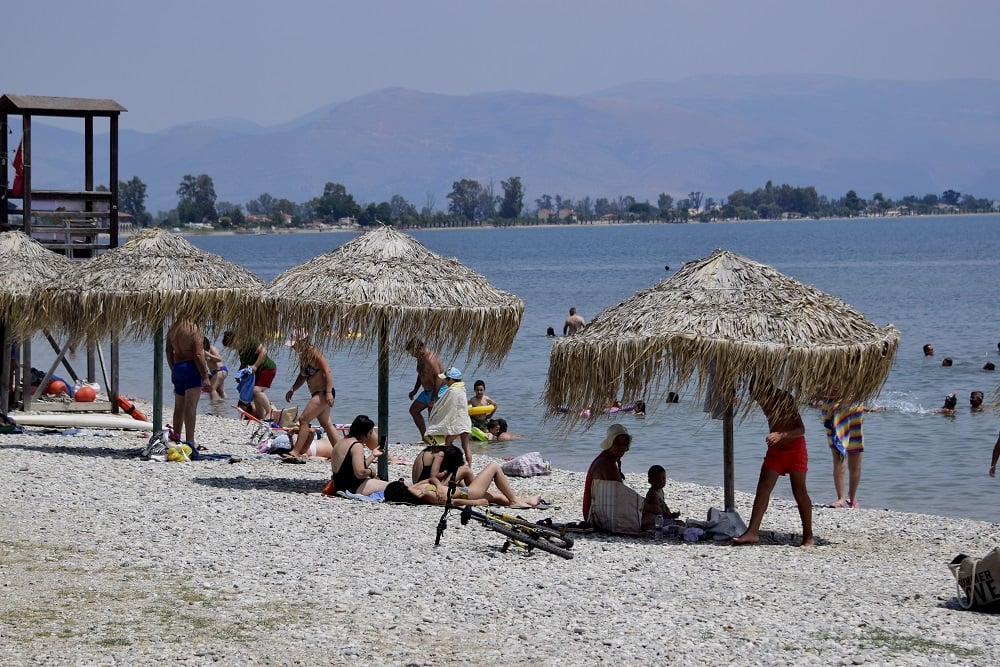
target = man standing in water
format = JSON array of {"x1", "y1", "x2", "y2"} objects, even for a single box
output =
[
  {"x1": 563, "y1": 307, "x2": 586, "y2": 336},
  {"x1": 406, "y1": 338, "x2": 445, "y2": 439},
  {"x1": 166, "y1": 318, "x2": 211, "y2": 451}
]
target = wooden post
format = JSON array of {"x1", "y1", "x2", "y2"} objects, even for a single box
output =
[
  {"x1": 152, "y1": 325, "x2": 164, "y2": 433},
  {"x1": 0, "y1": 324, "x2": 8, "y2": 413},
  {"x1": 377, "y1": 321, "x2": 389, "y2": 481},
  {"x1": 724, "y1": 402, "x2": 735, "y2": 512}
]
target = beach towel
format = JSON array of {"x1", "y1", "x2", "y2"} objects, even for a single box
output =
[
  {"x1": 426, "y1": 381, "x2": 471, "y2": 438},
  {"x1": 339, "y1": 490, "x2": 385, "y2": 502},
  {"x1": 587, "y1": 479, "x2": 643, "y2": 535},
  {"x1": 822, "y1": 401, "x2": 864, "y2": 460},
  {"x1": 235, "y1": 367, "x2": 256, "y2": 403}
]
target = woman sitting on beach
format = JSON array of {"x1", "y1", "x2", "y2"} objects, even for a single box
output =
[
  {"x1": 390, "y1": 456, "x2": 543, "y2": 508},
  {"x1": 412, "y1": 444, "x2": 472, "y2": 485},
  {"x1": 283, "y1": 331, "x2": 342, "y2": 461},
  {"x1": 329, "y1": 415, "x2": 388, "y2": 496}
]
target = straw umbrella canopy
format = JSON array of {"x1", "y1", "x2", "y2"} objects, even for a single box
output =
[
  {"x1": 0, "y1": 230, "x2": 75, "y2": 338},
  {"x1": 0, "y1": 230, "x2": 78, "y2": 409},
  {"x1": 544, "y1": 248, "x2": 899, "y2": 510},
  {"x1": 36, "y1": 227, "x2": 268, "y2": 431},
  {"x1": 261, "y1": 225, "x2": 524, "y2": 477}
]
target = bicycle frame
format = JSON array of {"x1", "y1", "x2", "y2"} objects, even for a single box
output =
[{"x1": 434, "y1": 474, "x2": 574, "y2": 558}]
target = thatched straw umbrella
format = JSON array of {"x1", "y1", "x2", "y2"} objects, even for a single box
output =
[
  {"x1": 544, "y1": 248, "x2": 899, "y2": 510},
  {"x1": 37, "y1": 228, "x2": 268, "y2": 431},
  {"x1": 261, "y1": 225, "x2": 524, "y2": 477},
  {"x1": 0, "y1": 231, "x2": 77, "y2": 409}
]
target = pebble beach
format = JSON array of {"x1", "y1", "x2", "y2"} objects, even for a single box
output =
[{"x1": 2, "y1": 409, "x2": 999, "y2": 666}]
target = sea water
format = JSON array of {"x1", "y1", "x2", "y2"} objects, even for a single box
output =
[{"x1": 30, "y1": 215, "x2": 1000, "y2": 522}]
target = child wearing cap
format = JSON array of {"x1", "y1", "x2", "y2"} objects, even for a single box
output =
[{"x1": 425, "y1": 367, "x2": 473, "y2": 465}]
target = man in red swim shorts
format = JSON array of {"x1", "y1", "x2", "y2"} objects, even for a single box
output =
[
  {"x1": 762, "y1": 435, "x2": 808, "y2": 476},
  {"x1": 733, "y1": 381, "x2": 814, "y2": 547}
]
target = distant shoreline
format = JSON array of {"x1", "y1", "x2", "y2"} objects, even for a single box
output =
[{"x1": 151, "y1": 211, "x2": 998, "y2": 239}]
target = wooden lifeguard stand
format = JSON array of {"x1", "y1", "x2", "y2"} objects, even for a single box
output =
[{"x1": 0, "y1": 94, "x2": 127, "y2": 412}]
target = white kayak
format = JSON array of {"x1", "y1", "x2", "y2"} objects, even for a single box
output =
[{"x1": 11, "y1": 413, "x2": 153, "y2": 430}]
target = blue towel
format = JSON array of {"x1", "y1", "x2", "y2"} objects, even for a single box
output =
[
  {"x1": 342, "y1": 490, "x2": 385, "y2": 502},
  {"x1": 235, "y1": 367, "x2": 256, "y2": 403}
]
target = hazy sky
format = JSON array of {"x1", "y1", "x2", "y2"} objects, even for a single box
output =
[{"x1": 6, "y1": 0, "x2": 999, "y2": 132}]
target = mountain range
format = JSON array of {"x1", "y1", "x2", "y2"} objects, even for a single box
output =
[{"x1": 19, "y1": 75, "x2": 1000, "y2": 214}]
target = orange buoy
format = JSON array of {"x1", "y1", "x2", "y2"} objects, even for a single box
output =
[
  {"x1": 46, "y1": 379, "x2": 68, "y2": 395},
  {"x1": 118, "y1": 396, "x2": 147, "y2": 422},
  {"x1": 74, "y1": 385, "x2": 97, "y2": 402}
]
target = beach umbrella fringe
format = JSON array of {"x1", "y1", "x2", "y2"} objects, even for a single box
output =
[{"x1": 544, "y1": 249, "x2": 899, "y2": 428}]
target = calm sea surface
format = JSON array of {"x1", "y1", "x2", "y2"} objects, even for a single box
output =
[{"x1": 45, "y1": 216, "x2": 1000, "y2": 522}]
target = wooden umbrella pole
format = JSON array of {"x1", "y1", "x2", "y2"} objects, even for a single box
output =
[
  {"x1": 152, "y1": 324, "x2": 163, "y2": 434},
  {"x1": 724, "y1": 403, "x2": 735, "y2": 512},
  {"x1": 377, "y1": 322, "x2": 389, "y2": 481},
  {"x1": 0, "y1": 323, "x2": 8, "y2": 413}
]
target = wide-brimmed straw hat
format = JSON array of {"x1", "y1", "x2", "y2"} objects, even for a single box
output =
[{"x1": 600, "y1": 423, "x2": 632, "y2": 450}]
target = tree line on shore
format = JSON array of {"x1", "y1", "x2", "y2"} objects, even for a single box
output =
[{"x1": 115, "y1": 173, "x2": 998, "y2": 230}]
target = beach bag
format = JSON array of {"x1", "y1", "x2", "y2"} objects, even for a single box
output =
[
  {"x1": 704, "y1": 507, "x2": 747, "y2": 541},
  {"x1": 500, "y1": 451, "x2": 551, "y2": 477},
  {"x1": 683, "y1": 508, "x2": 748, "y2": 541},
  {"x1": 273, "y1": 406, "x2": 298, "y2": 428},
  {"x1": 588, "y1": 479, "x2": 643, "y2": 535},
  {"x1": 257, "y1": 432, "x2": 292, "y2": 454},
  {"x1": 949, "y1": 548, "x2": 1000, "y2": 612}
]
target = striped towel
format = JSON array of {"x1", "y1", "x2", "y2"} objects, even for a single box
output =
[{"x1": 823, "y1": 402, "x2": 864, "y2": 460}]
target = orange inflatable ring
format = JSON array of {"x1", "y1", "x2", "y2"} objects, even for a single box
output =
[{"x1": 119, "y1": 396, "x2": 148, "y2": 422}]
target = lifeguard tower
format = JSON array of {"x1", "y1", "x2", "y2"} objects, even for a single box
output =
[{"x1": 0, "y1": 94, "x2": 127, "y2": 413}]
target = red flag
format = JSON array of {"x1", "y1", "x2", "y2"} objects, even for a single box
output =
[{"x1": 11, "y1": 139, "x2": 24, "y2": 198}]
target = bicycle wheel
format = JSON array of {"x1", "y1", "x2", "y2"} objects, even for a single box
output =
[
  {"x1": 485, "y1": 520, "x2": 574, "y2": 559},
  {"x1": 494, "y1": 515, "x2": 575, "y2": 550}
]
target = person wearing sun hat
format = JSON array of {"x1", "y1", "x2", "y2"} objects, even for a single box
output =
[
  {"x1": 582, "y1": 423, "x2": 632, "y2": 520},
  {"x1": 425, "y1": 367, "x2": 474, "y2": 465}
]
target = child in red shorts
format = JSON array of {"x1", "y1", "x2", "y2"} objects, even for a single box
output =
[{"x1": 733, "y1": 382, "x2": 814, "y2": 547}]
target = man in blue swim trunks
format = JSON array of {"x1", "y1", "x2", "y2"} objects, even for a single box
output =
[
  {"x1": 406, "y1": 338, "x2": 445, "y2": 440},
  {"x1": 166, "y1": 318, "x2": 212, "y2": 451}
]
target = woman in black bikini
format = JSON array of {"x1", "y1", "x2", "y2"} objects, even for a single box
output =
[
  {"x1": 329, "y1": 415, "x2": 389, "y2": 496},
  {"x1": 396, "y1": 443, "x2": 542, "y2": 508},
  {"x1": 412, "y1": 444, "x2": 472, "y2": 485},
  {"x1": 284, "y1": 332, "x2": 340, "y2": 460}
]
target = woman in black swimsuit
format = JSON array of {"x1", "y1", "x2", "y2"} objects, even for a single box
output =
[
  {"x1": 411, "y1": 444, "x2": 472, "y2": 485},
  {"x1": 284, "y1": 332, "x2": 341, "y2": 459},
  {"x1": 329, "y1": 415, "x2": 388, "y2": 496}
]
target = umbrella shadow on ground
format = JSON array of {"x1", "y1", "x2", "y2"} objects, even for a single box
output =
[
  {"x1": 0, "y1": 440, "x2": 142, "y2": 460},
  {"x1": 192, "y1": 474, "x2": 323, "y2": 495}
]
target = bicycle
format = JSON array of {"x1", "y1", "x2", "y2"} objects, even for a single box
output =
[{"x1": 434, "y1": 478, "x2": 575, "y2": 559}]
